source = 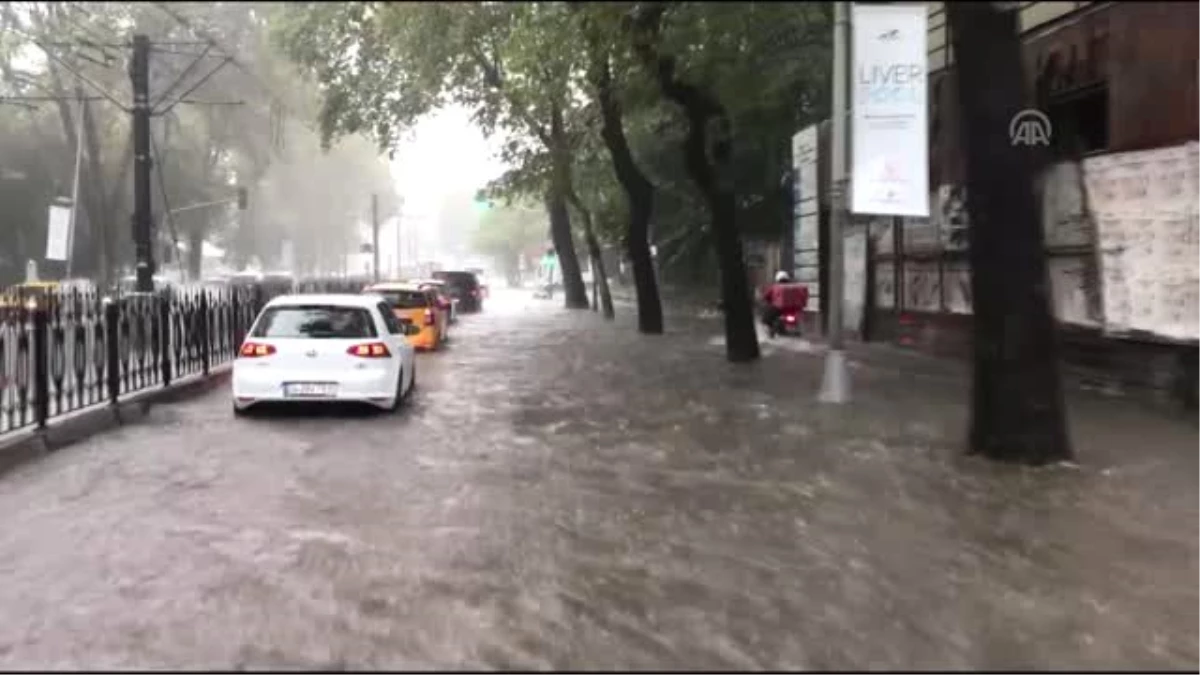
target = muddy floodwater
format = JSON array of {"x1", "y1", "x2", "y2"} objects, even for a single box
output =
[{"x1": 0, "y1": 289, "x2": 1194, "y2": 670}]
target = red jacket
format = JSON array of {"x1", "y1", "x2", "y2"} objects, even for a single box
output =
[{"x1": 762, "y1": 282, "x2": 809, "y2": 311}]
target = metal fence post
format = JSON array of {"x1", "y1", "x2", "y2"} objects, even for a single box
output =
[
  {"x1": 159, "y1": 295, "x2": 171, "y2": 387},
  {"x1": 199, "y1": 291, "x2": 210, "y2": 376},
  {"x1": 105, "y1": 299, "x2": 120, "y2": 405},
  {"x1": 230, "y1": 289, "x2": 241, "y2": 355},
  {"x1": 32, "y1": 301, "x2": 48, "y2": 429}
]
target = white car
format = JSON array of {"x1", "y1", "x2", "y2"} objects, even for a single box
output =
[{"x1": 232, "y1": 294, "x2": 419, "y2": 415}]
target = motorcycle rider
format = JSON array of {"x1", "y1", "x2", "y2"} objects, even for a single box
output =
[{"x1": 761, "y1": 270, "x2": 797, "y2": 338}]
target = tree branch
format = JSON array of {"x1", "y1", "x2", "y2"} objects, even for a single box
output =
[{"x1": 468, "y1": 46, "x2": 553, "y2": 149}]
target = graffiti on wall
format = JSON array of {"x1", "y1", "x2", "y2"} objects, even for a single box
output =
[
  {"x1": 904, "y1": 262, "x2": 941, "y2": 312},
  {"x1": 875, "y1": 261, "x2": 895, "y2": 309},
  {"x1": 936, "y1": 185, "x2": 969, "y2": 251},
  {"x1": 942, "y1": 261, "x2": 971, "y2": 314},
  {"x1": 1048, "y1": 256, "x2": 1098, "y2": 327},
  {"x1": 844, "y1": 227, "x2": 868, "y2": 333},
  {"x1": 1041, "y1": 162, "x2": 1093, "y2": 249}
]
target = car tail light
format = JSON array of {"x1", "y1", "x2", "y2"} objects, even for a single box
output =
[
  {"x1": 784, "y1": 314, "x2": 798, "y2": 324},
  {"x1": 347, "y1": 342, "x2": 391, "y2": 358},
  {"x1": 239, "y1": 342, "x2": 276, "y2": 358},
  {"x1": 423, "y1": 308, "x2": 435, "y2": 326}
]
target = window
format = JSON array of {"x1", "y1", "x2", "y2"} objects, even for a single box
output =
[
  {"x1": 377, "y1": 302, "x2": 404, "y2": 335},
  {"x1": 1048, "y1": 85, "x2": 1109, "y2": 158},
  {"x1": 250, "y1": 306, "x2": 378, "y2": 339},
  {"x1": 432, "y1": 271, "x2": 479, "y2": 291},
  {"x1": 377, "y1": 290, "x2": 429, "y2": 309}
]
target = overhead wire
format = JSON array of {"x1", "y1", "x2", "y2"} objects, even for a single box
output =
[
  {"x1": 147, "y1": 124, "x2": 184, "y2": 279},
  {"x1": 150, "y1": 43, "x2": 212, "y2": 109},
  {"x1": 149, "y1": 1, "x2": 318, "y2": 140},
  {"x1": 154, "y1": 56, "x2": 233, "y2": 116}
]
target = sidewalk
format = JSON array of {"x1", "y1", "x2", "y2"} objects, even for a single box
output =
[
  {"x1": 611, "y1": 283, "x2": 1193, "y2": 412},
  {"x1": 593, "y1": 291, "x2": 1198, "y2": 668}
]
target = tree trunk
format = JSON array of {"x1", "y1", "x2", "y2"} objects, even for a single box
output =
[
  {"x1": 545, "y1": 188, "x2": 588, "y2": 307},
  {"x1": 947, "y1": 3, "x2": 1072, "y2": 464},
  {"x1": 568, "y1": 191, "x2": 615, "y2": 319},
  {"x1": 629, "y1": 6, "x2": 759, "y2": 362},
  {"x1": 186, "y1": 228, "x2": 204, "y2": 280},
  {"x1": 586, "y1": 27, "x2": 663, "y2": 334},
  {"x1": 548, "y1": 103, "x2": 590, "y2": 310}
]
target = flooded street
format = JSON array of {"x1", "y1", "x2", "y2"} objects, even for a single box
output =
[{"x1": 0, "y1": 289, "x2": 1194, "y2": 670}]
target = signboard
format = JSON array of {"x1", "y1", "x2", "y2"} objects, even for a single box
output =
[
  {"x1": 851, "y1": 4, "x2": 929, "y2": 217},
  {"x1": 45, "y1": 203, "x2": 72, "y2": 261},
  {"x1": 792, "y1": 125, "x2": 821, "y2": 312}
]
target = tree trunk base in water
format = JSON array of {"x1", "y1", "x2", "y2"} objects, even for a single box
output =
[{"x1": 949, "y1": 3, "x2": 1073, "y2": 465}]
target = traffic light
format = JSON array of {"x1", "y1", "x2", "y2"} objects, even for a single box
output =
[
  {"x1": 236, "y1": 186, "x2": 248, "y2": 210},
  {"x1": 472, "y1": 191, "x2": 493, "y2": 215}
]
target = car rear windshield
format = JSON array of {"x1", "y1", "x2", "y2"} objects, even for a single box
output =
[
  {"x1": 377, "y1": 290, "x2": 429, "y2": 309},
  {"x1": 432, "y1": 271, "x2": 478, "y2": 289},
  {"x1": 250, "y1": 305, "x2": 377, "y2": 339}
]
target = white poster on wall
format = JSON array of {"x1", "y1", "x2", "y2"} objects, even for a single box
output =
[
  {"x1": 792, "y1": 125, "x2": 821, "y2": 311},
  {"x1": 851, "y1": 3, "x2": 929, "y2": 218},
  {"x1": 843, "y1": 227, "x2": 868, "y2": 333},
  {"x1": 45, "y1": 203, "x2": 72, "y2": 261}
]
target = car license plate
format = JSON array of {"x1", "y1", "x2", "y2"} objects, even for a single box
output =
[{"x1": 283, "y1": 382, "x2": 337, "y2": 398}]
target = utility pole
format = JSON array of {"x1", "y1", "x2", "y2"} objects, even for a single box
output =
[
  {"x1": 130, "y1": 34, "x2": 155, "y2": 293},
  {"x1": 65, "y1": 90, "x2": 85, "y2": 279},
  {"x1": 395, "y1": 195, "x2": 404, "y2": 278},
  {"x1": 371, "y1": 193, "x2": 380, "y2": 282},
  {"x1": 818, "y1": 1, "x2": 851, "y2": 404}
]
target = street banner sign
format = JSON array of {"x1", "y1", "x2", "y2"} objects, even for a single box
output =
[{"x1": 851, "y1": 3, "x2": 929, "y2": 217}]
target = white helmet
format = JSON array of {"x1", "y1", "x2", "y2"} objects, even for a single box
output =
[{"x1": 774, "y1": 270, "x2": 791, "y2": 283}]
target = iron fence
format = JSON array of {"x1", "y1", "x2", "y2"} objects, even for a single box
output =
[
  {"x1": 0, "y1": 276, "x2": 386, "y2": 438},
  {"x1": 0, "y1": 286, "x2": 263, "y2": 437}
]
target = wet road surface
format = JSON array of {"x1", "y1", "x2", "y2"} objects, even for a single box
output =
[{"x1": 0, "y1": 289, "x2": 1194, "y2": 670}]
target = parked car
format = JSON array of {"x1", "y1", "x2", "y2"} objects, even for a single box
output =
[
  {"x1": 362, "y1": 282, "x2": 449, "y2": 351},
  {"x1": 232, "y1": 293, "x2": 419, "y2": 415},
  {"x1": 412, "y1": 278, "x2": 458, "y2": 324},
  {"x1": 466, "y1": 268, "x2": 490, "y2": 300},
  {"x1": 431, "y1": 270, "x2": 483, "y2": 313}
]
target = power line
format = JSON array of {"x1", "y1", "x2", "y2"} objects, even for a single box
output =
[
  {"x1": 151, "y1": 43, "x2": 212, "y2": 109},
  {"x1": 149, "y1": 2, "x2": 317, "y2": 136},
  {"x1": 148, "y1": 125, "x2": 183, "y2": 276},
  {"x1": 154, "y1": 56, "x2": 233, "y2": 116}
]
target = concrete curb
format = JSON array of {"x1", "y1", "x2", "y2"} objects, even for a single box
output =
[{"x1": 0, "y1": 365, "x2": 231, "y2": 478}]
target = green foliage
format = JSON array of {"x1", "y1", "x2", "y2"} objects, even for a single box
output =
[
  {"x1": 468, "y1": 201, "x2": 546, "y2": 280},
  {"x1": 0, "y1": 1, "x2": 394, "y2": 282},
  {"x1": 275, "y1": 1, "x2": 831, "y2": 283}
]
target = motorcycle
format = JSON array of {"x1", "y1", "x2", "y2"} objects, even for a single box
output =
[{"x1": 768, "y1": 309, "x2": 804, "y2": 338}]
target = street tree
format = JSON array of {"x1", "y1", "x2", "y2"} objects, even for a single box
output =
[
  {"x1": 468, "y1": 201, "x2": 546, "y2": 288},
  {"x1": 273, "y1": 1, "x2": 592, "y2": 310},
  {"x1": 573, "y1": 3, "x2": 663, "y2": 332},
  {"x1": 622, "y1": 2, "x2": 829, "y2": 362},
  {"x1": 946, "y1": 3, "x2": 1072, "y2": 464}
]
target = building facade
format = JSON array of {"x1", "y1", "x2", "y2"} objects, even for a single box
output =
[{"x1": 797, "y1": 1, "x2": 1198, "y2": 401}]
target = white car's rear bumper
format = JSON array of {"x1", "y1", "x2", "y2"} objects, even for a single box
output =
[{"x1": 232, "y1": 364, "x2": 398, "y2": 409}]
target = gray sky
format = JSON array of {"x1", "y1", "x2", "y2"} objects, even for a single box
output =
[{"x1": 389, "y1": 104, "x2": 509, "y2": 225}]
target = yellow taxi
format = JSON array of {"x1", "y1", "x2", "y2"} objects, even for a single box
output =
[
  {"x1": 0, "y1": 281, "x2": 59, "y2": 311},
  {"x1": 363, "y1": 282, "x2": 449, "y2": 351}
]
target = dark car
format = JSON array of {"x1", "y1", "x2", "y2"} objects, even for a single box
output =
[{"x1": 431, "y1": 270, "x2": 483, "y2": 313}]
